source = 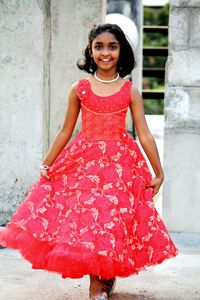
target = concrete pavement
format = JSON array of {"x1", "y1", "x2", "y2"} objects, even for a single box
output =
[{"x1": 0, "y1": 233, "x2": 200, "y2": 300}]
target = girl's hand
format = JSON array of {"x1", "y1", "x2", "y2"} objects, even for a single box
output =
[
  {"x1": 40, "y1": 169, "x2": 50, "y2": 180},
  {"x1": 146, "y1": 176, "x2": 164, "y2": 196}
]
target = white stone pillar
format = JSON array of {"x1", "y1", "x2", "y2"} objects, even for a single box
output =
[
  {"x1": 163, "y1": 0, "x2": 200, "y2": 233},
  {"x1": 0, "y1": 0, "x2": 106, "y2": 225}
]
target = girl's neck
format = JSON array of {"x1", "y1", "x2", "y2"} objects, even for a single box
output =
[
  {"x1": 94, "y1": 71, "x2": 119, "y2": 84},
  {"x1": 95, "y1": 69, "x2": 118, "y2": 81}
]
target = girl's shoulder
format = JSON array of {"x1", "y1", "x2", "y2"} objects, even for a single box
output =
[
  {"x1": 69, "y1": 79, "x2": 87, "y2": 94},
  {"x1": 76, "y1": 78, "x2": 90, "y2": 101},
  {"x1": 77, "y1": 77, "x2": 89, "y2": 87}
]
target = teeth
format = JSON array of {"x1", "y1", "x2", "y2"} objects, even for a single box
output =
[{"x1": 101, "y1": 58, "x2": 111, "y2": 62}]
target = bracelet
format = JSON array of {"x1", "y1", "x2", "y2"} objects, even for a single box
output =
[{"x1": 39, "y1": 164, "x2": 50, "y2": 170}]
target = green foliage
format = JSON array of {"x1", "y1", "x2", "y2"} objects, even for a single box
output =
[
  {"x1": 143, "y1": 32, "x2": 168, "y2": 47},
  {"x1": 143, "y1": 56, "x2": 167, "y2": 68},
  {"x1": 159, "y1": 4, "x2": 170, "y2": 25},
  {"x1": 144, "y1": 77, "x2": 164, "y2": 90},
  {"x1": 144, "y1": 7, "x2": 157, "y2": 25},
  {"x1": 143, "y1": 4, "x2": 169, "y2": 115},
  {"x1": 143, "y1": 99, "x2": 164, "y2": 115},
  {"x1": 144, "y1": 4, "x2": 169, "y2": 26}
]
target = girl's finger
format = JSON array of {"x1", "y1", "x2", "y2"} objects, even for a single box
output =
[
  {"x1": 153, "y1": 184, "x2": 160, "y2": 196},
  {"x1": 145, "y1": 181, "x2": 153, "y2": 188},
  {"x1": 40, "y1": 171, "x2": 50, "y2": 180},
  {"x1": 44, "y1": 174, "x2": 50, "y2": 180}
]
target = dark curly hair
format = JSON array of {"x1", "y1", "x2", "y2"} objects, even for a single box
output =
[{"x1": 77, "y1": 23, "x2": 136, "y2": 77}]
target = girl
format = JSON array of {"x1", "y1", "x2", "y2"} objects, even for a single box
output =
[{"x1": 0, "y1": 24, "x2": 178, "y2": 300}]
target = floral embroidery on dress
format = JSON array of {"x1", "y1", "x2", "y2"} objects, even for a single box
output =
[{"x1": 0, "y1": 78, "x2": 178, "y2": 280}]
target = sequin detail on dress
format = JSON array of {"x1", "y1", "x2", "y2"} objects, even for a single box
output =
[{"x1": 0, "y1": 78, "x2": 178, "y2": 279}]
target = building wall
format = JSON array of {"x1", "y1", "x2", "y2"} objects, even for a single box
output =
[
  {"x1": 0, "y1": 0, "x2": 106, "y2": 225},
  {"x1": 50, "y1": 0, "x2": 106, "y2": 140},
  {"x1": 163, "y1": 0, "x2": 200, "y2": 233}
]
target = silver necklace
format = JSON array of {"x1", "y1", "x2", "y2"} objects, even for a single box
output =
[{"x1": 94, "y1": 71, "x2": 119, "y2": 83}]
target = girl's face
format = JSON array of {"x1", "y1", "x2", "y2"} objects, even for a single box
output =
[{"x1": 91, "y1": 32, "x2": 120, "y2": 73}]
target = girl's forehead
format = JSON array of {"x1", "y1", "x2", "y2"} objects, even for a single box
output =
[{"x1": 92, "y1": 32, "x2": 119, "y2": 43}]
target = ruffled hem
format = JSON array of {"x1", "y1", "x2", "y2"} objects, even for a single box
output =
[{"x1": 0, "y1": 223, "x2": 178, "y2": 280}]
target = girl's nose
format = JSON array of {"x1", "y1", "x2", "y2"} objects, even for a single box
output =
[{"x1": 101, "y1": 47, "x2": 110, "y2": 55}]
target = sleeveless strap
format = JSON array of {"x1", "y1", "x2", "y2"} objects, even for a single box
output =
[{"x1": 77, "y1": 79, "x2": 90, "y2": 101}]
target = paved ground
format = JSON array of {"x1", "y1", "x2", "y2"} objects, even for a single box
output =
[{"x1": 0, "y1": 233, "x2": 200, "y2": 300}]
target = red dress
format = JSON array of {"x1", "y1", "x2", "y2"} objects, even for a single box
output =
[{"x1": 0, "y1": 79, "x2": 178, "y2": 279}]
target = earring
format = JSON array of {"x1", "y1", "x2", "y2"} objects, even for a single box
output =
[{"x1": 89, "y1": 57, "x2": 96, "y2": 73}]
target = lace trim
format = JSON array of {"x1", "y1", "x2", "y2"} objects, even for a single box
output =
[{"x1": 81, "y1": 103, "x2": 128, "y2": 115}]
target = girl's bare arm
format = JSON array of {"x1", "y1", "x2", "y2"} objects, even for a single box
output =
[
  {"x1": 41, "y1": 82, "x2": 80, "y2": 168},
  {"x1": 130, "y1": 85, "x2": 164, "y2": 196}
]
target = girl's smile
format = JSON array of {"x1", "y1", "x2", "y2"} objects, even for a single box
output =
[{"x1": 91, "y1": 32, "x2": 120, "y2": 75}]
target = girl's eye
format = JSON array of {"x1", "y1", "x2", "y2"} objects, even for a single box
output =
[
  {"x1": 94, "y1": 45, "x2": 102, "y2": 50},
  {"x1": 93, "y1": 45, "x2": 118, "y2": 50},
  {"x1": 110, "y1": 45, "x2": 117, "y2": 50}
]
